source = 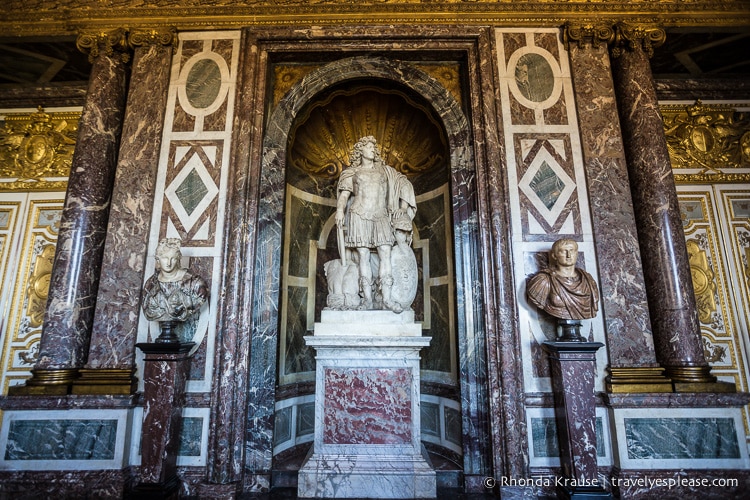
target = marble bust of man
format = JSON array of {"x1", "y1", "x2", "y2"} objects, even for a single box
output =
[
  {"x1": 526, "y1": 238, "x2": 599, "y2": 321},
  {"x1": 142, "y1": 238, "x2": 209, "y2": 323}
]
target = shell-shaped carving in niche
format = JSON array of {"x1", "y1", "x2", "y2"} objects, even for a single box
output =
[{"x1": 288, "y1": 85, "x2": 447, "y2": 180}]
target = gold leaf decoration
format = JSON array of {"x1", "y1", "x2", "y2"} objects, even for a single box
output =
[
  {"x1": 288, "y1": 85, "x2": 447, "y2": 179},
  {"x1": 0, "y1": 106, "x2": 79, "y2": 184},
  {"x1": 687, "y1": 239, "x2": 718, "y2": 325},
  {"x1": 663, "y1": 101, "x2": 750, "y2": 176}
]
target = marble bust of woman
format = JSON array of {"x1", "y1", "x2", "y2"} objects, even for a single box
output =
[{"x1": 142, "y1": 238, "x2": 208, "y2": 323}]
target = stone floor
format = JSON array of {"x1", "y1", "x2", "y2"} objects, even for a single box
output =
[{"x1": 239, "y1": 488, "x2": 501, "y2": 499}]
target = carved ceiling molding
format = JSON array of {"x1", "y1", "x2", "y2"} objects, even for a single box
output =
[{"x1": 1, "y1": 1, "x2": 749, "y2": 37}]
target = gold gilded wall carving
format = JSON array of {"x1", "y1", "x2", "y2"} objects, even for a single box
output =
[
  {"x1": 664, "y1": 101, "x2": 750, "y2": 182},
  {"x1": 2, "y1": 1, "x2": 749, "y2": 37},
  {"x1": 686, "y1": 239, "x2": 718, "y2": 325},
  {"x1": 678, "y1": 189, "x2": 750, "y2": 441},
  {"x1": 0, "y1": 197, "x2": 63, "y2": 394},
  {"x1": 0, "y1": 107, "x2": 79, "y2": 192}
]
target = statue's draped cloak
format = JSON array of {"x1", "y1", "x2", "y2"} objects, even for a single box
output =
[
  {"x1": 526, "y1": 268, "x2": 599, "y2": 320},
  {"x1": 337, "y1": 162, "x2": 416, "y2": 249}
]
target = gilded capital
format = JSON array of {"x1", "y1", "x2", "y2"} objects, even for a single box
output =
[
  {"x1": 128, "y1": 27, "x2": 177, "y2": 50},
  {"x1": 610, "y1": 22, "x2": 666, "y2": 59},
  {"x1": 76, "y1": 28, "x2": 130, "y2": 63},
  {"x1": 562, "y1": 22, "x2": 615, "y2": 51}
]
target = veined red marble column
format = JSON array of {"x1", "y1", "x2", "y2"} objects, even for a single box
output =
[
  {"x1": 609, "y1": 23, "x2": 730, "y2": 391},
  {"x1": 564, "y1": 23, "x2": 671, "y2": 393},
  {"x1": 10, "y1": 29, "x2": 130, "y2": 395},
  {"x1": 74, "y1": 28, "x2": 176, "y2": 396}
]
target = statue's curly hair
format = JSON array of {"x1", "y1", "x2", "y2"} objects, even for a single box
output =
[
  {"x1": 348, "y1": 135, "x2": 383, "y2": 169},
  {"x1": 154, "y1": 238, "x2": 182, "y2": 269}
]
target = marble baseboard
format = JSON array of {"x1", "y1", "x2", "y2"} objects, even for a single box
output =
[{"x1": 298, "y1": 446, "x2": 436, "y2": 499}]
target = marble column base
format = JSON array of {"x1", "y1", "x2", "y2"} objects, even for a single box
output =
[
  {"x1": 298, "y1": 446, "x2": 436, "y2": 499},
  {"x1": 299, "y1": 310, "x2": 436, "y2": 499}
]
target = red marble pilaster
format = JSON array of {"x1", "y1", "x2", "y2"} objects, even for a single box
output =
[{"x1": 79, "y1": 29, "x2": 176, "y2": 393}]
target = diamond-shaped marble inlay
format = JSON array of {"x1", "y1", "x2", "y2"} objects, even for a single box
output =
[
  {"x1": 175, "y1": 168, "x2": 209, "y2": 216},
  {"x1": 165, "y1": 147, "x2": 219, "y2": 233},
  {"x1": 530, "y1": 161, "x2": 563, "y2": 210},
  {"x1": 519, "y1": 145, "x2": 576, "y2": 227}
]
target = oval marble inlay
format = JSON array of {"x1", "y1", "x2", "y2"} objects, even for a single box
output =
[
  {"x1": 514, "y1": 53, "x2": 554, "y2": 103},
  {"x1": 185, "y1": 58, "x2": 222, "y2": 109}
]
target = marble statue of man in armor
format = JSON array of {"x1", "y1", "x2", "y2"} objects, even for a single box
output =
[
  {"x1": 526, "y1": 238, "x2": 599, "y2": 321},
  {"x1": 142, "y1": 238, "x2": 209, "y2": 323},
  {"x1": 334, "y1": 136, "x2": 417, "y2": 312}
]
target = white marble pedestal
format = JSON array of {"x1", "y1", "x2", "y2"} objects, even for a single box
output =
[{"x1": 298, "y1": 310, "x2": 436, "y2": 499}]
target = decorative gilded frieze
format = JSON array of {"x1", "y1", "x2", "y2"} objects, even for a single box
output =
[
  {"x1": 0, "y1": 106, "x2": 79, "y2": 191},
  {"x1": 2, "y1": 1, "x2": 750, "y2": 37},
  {"x1": 663, "y1": 101, "x2": 750, "y2": 183},
  {"x1": 609, "y1": 22, "x2": 666, "y2": 58},
  {"x1": 76, "y1": 28, "x2": 131, "y2": 63}
]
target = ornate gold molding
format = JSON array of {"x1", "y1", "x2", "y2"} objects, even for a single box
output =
[
  {"x1": 610, "y1": 22, "x2": 666, "y2": 58},
  {"x1": 128, "y1": 27, "x2": 178, "y2": 49},
  {"x1": 663, "y1": 101, "x2": 750, "y2": 182},
  {"x1": 76, "y1": 28, "x2": 131, "y2": 63},
  {"x1": 0, "y1": 106, "x2": 79, "y2": 190},
  {"x1": 562, "y1": 22, "x2": 615, "y2": 51},
  {"x1": 686, "y1": 239, "x2": 718, "y2": 324},
  {"x1": 2, "y1": 2, "x2": 750, "y2": 37}
]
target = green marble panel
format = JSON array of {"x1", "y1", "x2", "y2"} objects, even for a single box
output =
[
  {"x1": 624, "y1": 417, "x2": 740, "y2": 460},
  {"x1": 5, "y1": 419, "x2": 118, "y2": 460}
]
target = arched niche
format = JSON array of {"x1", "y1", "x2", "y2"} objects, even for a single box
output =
[{"x1": 252, "y1": 55, "x2": 487, "y2": 482}]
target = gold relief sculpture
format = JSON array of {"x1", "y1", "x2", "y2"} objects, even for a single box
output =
[
  {"x1": 288, "y1": 86, "x2": 446, "y2": 178},
  {"x1": 25, "y1": 244, "x2": 55, "y2": 328},
  {"x1": 687, "y1": 239, "x2": 718, "y2": 325},
  {"x1": 663, "y1": 101, "x2": 750, "y2": 177},
  {"x1": 610, "y1": 22, "x2": 666, "y2": 58},
  {"x1": 703, "y1": 337, "x2": 728, "y2": 364},
  {"x1": 0, "y1": 107, "x2": 79, "y2": 189},
  {"x1": 76, "y1": 28, "x2": 131, "y2": 63}
]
